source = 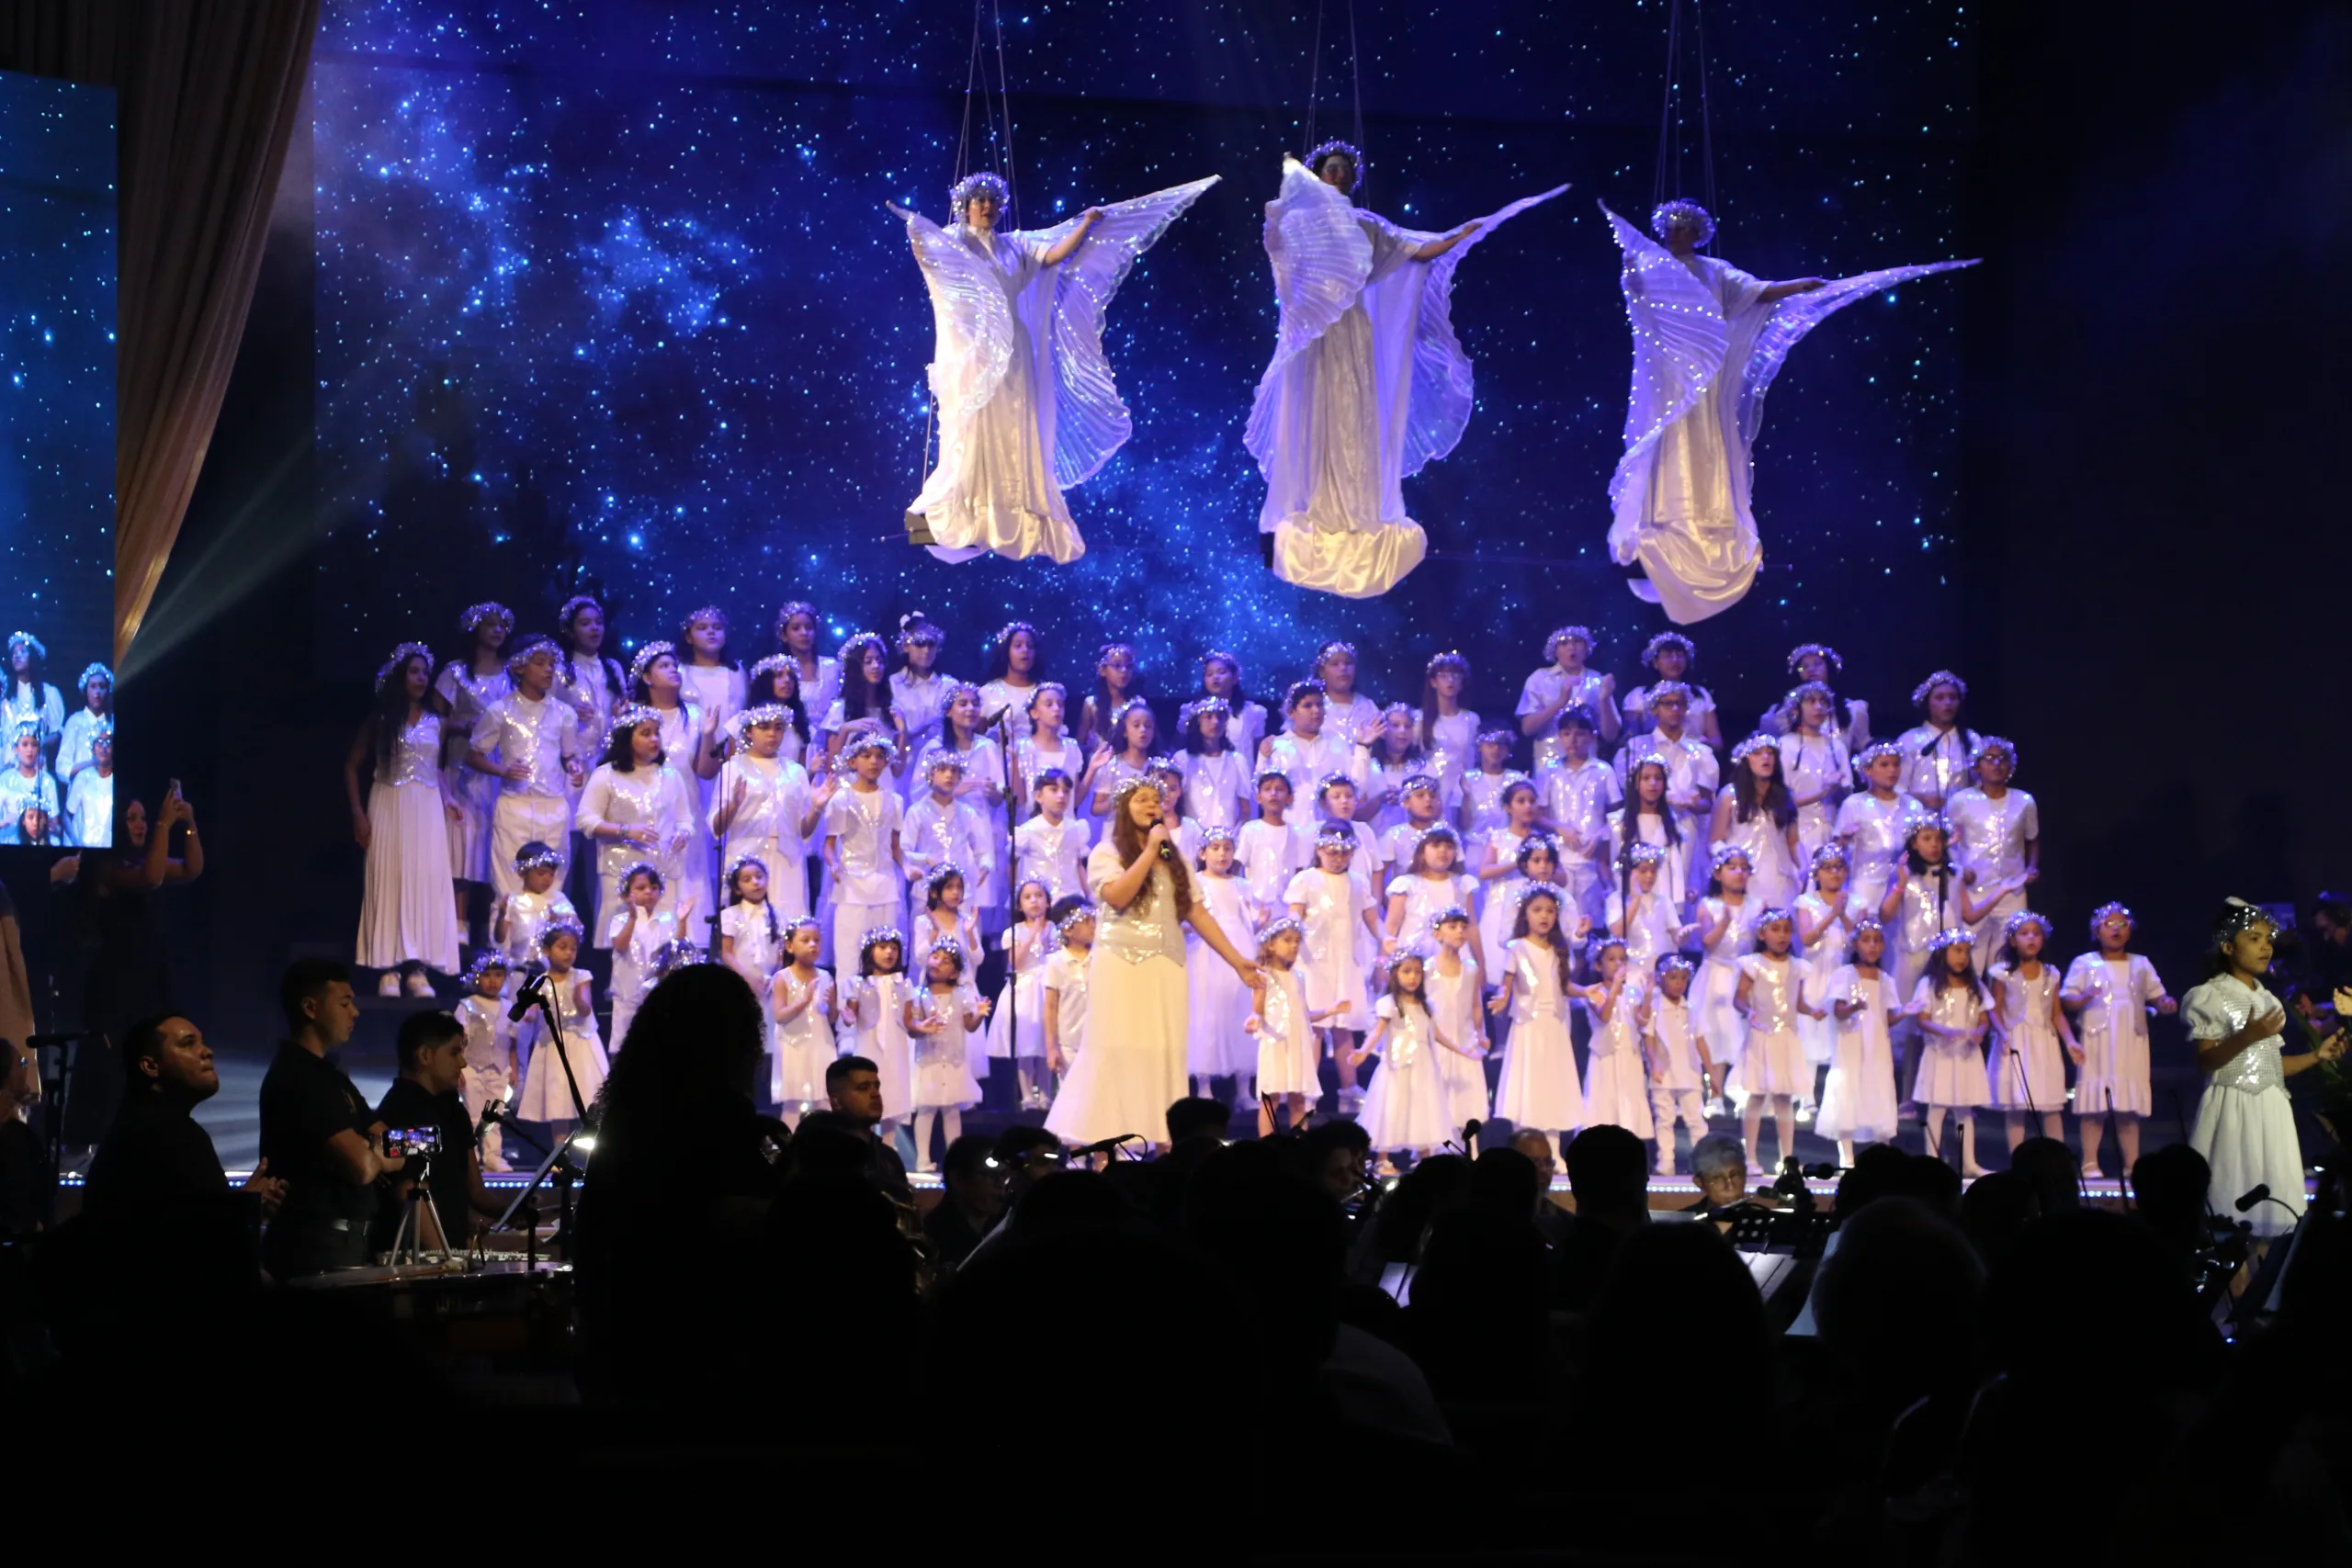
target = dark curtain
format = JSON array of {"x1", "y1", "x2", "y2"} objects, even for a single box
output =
[{"x1": 0, "y1": 0, "x2": 319, "y2": 664}]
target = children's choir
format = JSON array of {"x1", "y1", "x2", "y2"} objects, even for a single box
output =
[{"x1": 351, "y1": 604, "x2": 2263, "y2": 1186}]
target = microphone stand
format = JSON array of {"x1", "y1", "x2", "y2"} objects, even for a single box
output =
[
  {"x1": 499, "y1": 977, "x2": 593, "y2": 1262},
  {"x1": 992, "y1": 705, "x2": 1022, "y2": 1113},
  {"x1": 2010, "y1": 1043, "x2": 2089, "y2": 1207}
]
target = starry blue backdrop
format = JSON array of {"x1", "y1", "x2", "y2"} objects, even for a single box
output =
[
  {"x1": 0, "y1": 68, "x2": 115, "y2": 703},
  {"x1": 311, "y1": 0, "x2": 1974, "y2": 730}
]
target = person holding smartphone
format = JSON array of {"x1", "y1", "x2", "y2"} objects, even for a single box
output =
[{"x1": 372, "y1": 1010, "x2": 502, "y2": 1253}]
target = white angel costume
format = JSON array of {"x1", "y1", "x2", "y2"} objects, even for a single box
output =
[
  {"x1": 898, "y1": 175, "x2": 1218, "y2": 564},
  {"x1": 1250, "y1": 158, "x2": 1566, "y2": 596},
  {"x1": 1603, "y1": 204, "x2": 1977, "y2": 623}
]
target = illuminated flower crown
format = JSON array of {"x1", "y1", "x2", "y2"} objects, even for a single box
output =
[
  {"x1": 1196, "y1": 824, "x2": 1238, "y2": 848},
  {"x1": 924, "y1": 935, "x2": 969, "y2": 969},
  {"x1": 1788, "y1": 643, "x2": 1842, "y2": 675},
  {"x1": 1313, "y1": 639, "x2": 1357, "y2": 667},
  {"x1": 896, "y1": 612, "x2": 944, "y2": 649},
  {"x1": 1305, "y1": 139, "x2": 1363, "y2": 190},
  {"x1": 1283, "y1": 677, "x2": 1327, "y2": 710},
  {"x1": 557, "y1": 594, "x2": 604, "y2": 630},
  {"x1": 512, "y1": 841, "x2": 564, "y2": 874},
  {"x1": 747, "y1": 654, "x2": 797, "y2": 694},
  {"x1": 616, "y1": 860, "x2": 663, "y2": 896},
  {"x1": 1146, "y1": 753, "x2": 1186, "y2": 779},
  {"x1": 1754, "y1": 906, "x2": 1797, "y2": 930},
  {"x1": 601, "y1": 704, "x2": 662, "y2": 756},
  {"x1": 1911, "y1": 670, "x2": 1968, "y2": 708},
  {"x1": 1620, "y1": 840, "x2": 1665, "y2": 868},
  {"x1": 649, "y1": 938, "x2": 703, "y2": 978},
  {"x1": 1544, "y1": 625, "x2": 1597, "y2": 660},
  {"x1": 77, "y1": 661, "x2": 112, "y2": 691},
  {"x1": 1656, "y1": 953, "x2": 1697, "y2": 978},
  {"x1": 1729, "y1": 733, "x2": 1777, "y2": 765},
  {"x1": 680, "y1": 605, "x2": 729, "y2": 638},
  {"x1": 1708, "y1": 844, "x2": 1753, "y2": 873},
  {"x1": 1177, "y1": 694, "x2": 1229, "y2": 730},
  {"x1": 7, "y1": 630, "x2": 46, "y2": 662},
  {"x1": 731, "y1": 704, "x2": 791, "y2": 747},
  {"x1": 628, "y1": 641, "x2": 677, "y2": 685},
  {"x1": 1587, "y1": 931, "x2": 1628, "y2": 961},
  {"x1": 1054, "y1": 902, "x2": 1096, "y2": 935},
  {"x1": 1024, "y1": 681, "x2": 1067, "y2": 712},
  {"x1": 922, "y1": 862, "x2": 967, "y2": 896},
  {"x1": 1780, "y1": 681, "x2": 1836, "y2": 719},
  {"x1": 783, "y1": 917, "x2": 823, "y2": 943},
  {"x1": 1256, "y1": 914, "x2": 1306, "y2": 948},
  {"x1": 1852, "y1": 739, "x2": 1905, "y2": 775},
  {"x1": 1649, "y1": 198, "x2": 1715, "y2": 246},
  {"x1": 537, "y1": 916, "x2": 586, "y2": 952},
  {"x1": 860, "y1": 925, "x2": 906, "y2": 955},
  {"x1": 1641, "y1": 631, "x2": 1695, "y2": 669},
  {"x1": 1927, "y1": 927, "x2": 1974, "y2": 954},
  {"x1": 917, "y1": 743, "x2": 967, "y2": 775},
  {"x1": 839, "y1": 729, "x2": 898, "y2": 761},
  {"x1": 1969, "y1": 735, "x2": 2018, "y2": 772},
  {"x1": 458, "y1": 603, "x2": 514, "y2": 637},
  {"x1": 1809, "y1": 842, "x2": 1852, "y2": 873},
  {"x1": 949, "y1": 170, "x2": 1010, "y2": 215},
  {"x1": 1424, "y1": 649, "x2": 1468, "y2": 677},
  {"x1": 2002, "y1": 908, "x2": 2053, "y2": 943},
  {"x1": 1476, "y1": 728, "x2": 1518, "y2": 750},
  {"x1": 1111, "y1": 696, "x2": 1154, "y2": 728},
  {"x1": 2211, "y1": 897, "x2": 2273, "y2": 948},
  {"x1": 375, "y1": 642, "x2": 435, "y2": 693},
  {"x1": 774, "y1": 600, "x2": 820, "y2": 639},
  {"x1": 1903, "y1": 813, "x2": 1951, "y2": 846},
  {"x1": 725, "y1": 852, "x2": 770, "y2": 886},
  {"x1": 1434, "y1": 906, "x2": 1474, "y2": 928},
  {"x1": 460, "y1": 951, "x2": 510, "y2": 985},
  {"x1": 1400, "y1": 773, "x2": 1442, "y2": 795},
  {"x1": 1409, "y1": 823, "x2": 1462, "y2": 853},
  {"x1": 991, "y1": 619, "x2": 1036, "y2": 652},
  {"x1": 837, "y1": 630, "x2": 888, "y2": 671},
  {"x1": 503, "y1": 636, "x2": 559, "y2": 676}
]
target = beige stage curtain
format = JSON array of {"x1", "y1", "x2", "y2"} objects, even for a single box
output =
[{"x1": 0, "y1": 0, "x2": 318, "y2": 664}]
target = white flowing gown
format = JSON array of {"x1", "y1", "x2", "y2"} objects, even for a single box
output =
[
  {"x1": 898, "y1": 176, "x2": 1219, "y2": 565},
  {"x1": 1251, "y1": 160, "x2": 1566, "y2": 598},
  {"x1": 1602, "y1": 205, "x2": 1977, "y2": 624}
]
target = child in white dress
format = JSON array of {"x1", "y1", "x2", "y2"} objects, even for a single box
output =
[
  {"x1": 905, "y1": 938, "x2": 989, "y2": 1172},
  {"x1": 1351, "y1": 952, "x2": 1475, "y2": 1164},
  {"x1": 1427, "y1": 910, "x2": 1490, "y2": 1136},
  {"x1": 1608, "y1": 756, "x2": 1691, "y2": 919},
  {"x1": 821, "y1": 736, "x2": 907, "y2": 974},
  {"x1": 514, "y1": 918, "x2": 605, "y2": 1130},
  {"x1": 1944, "y1": 737, "x2": 2040, "y2": 974},
  {"x1": 1907, "y1": 929, "x2": 1993, "y2": 1177},
  {"x1": 1385, "y1": 825, "x2": 1485, "y2": 971},
  {"x1": 1042, "y1": 899, "x2": 1095, "y2": 1098},
  {"x1": 1834, "y1": 741, "x2": 1923, "y2": 916},
  {"x1": 709, "y1": 705, "x2": 826, "y2": 924},
  {"x1": 1535, "y1": 706, "x2": 1619, "y2": 931},
  {"x1": 840, "y1": 928, "x2": 913, "y2": 1147},
  {"x1": 1177, "y1": 696, "x2": 1252, "y2": 833},
  {"x1": 718, "y1": 854, "x2": 786, "y2": 999},
  {"x1": 1817, "y1": 919, "x2": 1902, "y2": 1164},
  {"x1": 2061, "y1": 902, "x2": 2177, "y2": 1180},
  {"x1": 1236, "y1": 770, "x2": 1311, "y2": 910},
  {"x1": 903, "y1": 750, "x2": 995, "y2": 917},
  {"x1": 605, "y1": 862, "x2": 685, "y2": 1054},
  {"x1": 933, "y1": 682, "x2": 1011, "y2": 931},
  {"x1": 1775, "y1": 683, "x2": 1851, "y2": 859},
  {"x1": 1605, "y1": 841, "x2": 1690, "y2": 981},
  {"x1": 1012, "y1": 769, "x2": 1092, "y2": 900},
  {"x1": 1793, "y1": 844, "x2": 1862, "y2": 1113},
  {"x1": 2186, "y1": 900, "x2": 2343, "y2": 1242},
  {"x1": 1734, "y1": 909, "x2": 1819, "y2": 1175},
  {"x1": 1711, "y1": 735, "x2": 1802, "y2": 914},
  {"x1": 1641, "y1": 954, "x2": 1711, "y2": 1175},
  {"x1": 989, "y1": 879, "x2": 1056, "y2": 1110},
  {"x1": 1515, "y1": 625, "x2": 1619, "y2": 773},
  {"x1": 1413, "y1": 650, "x2": 1481, "y2": 801},
  {"x1": 768, "y1": 918, "x2": 835, "y2": 1122},
  {"x1": 1494, "y1": 887, "x2": 1585, "y2": 1155},
  {"x1": 1620, "y1": 631, "x2": 1721, "y2": 745},
  {"x1": 493, "y1": 841, "x2": 578, "y2": 979},
  {"x1": 1986, "y1": 910, "x2": 2075, "y2": 1152},
  {"x1": 1361, "y1": 705, "x2": 1429, "y2": 838},
  {"x1": 1188, "y1": 834, "x2": 1262, "y2": 1101},
  {"x1": 1285, "y1": 827, "x2": 1380, "y2": 1092},
  {"x1": 1375, "y1": 774, "x2": 1446, "y2": 887},
  {"x1": 1577, "y1": 936, "x2": 1655, "y2": 1142},
  {"x1": 1198, "y1": 650, "x2": 1272, "y2": 769},
  {"x1": 455, "y1": 953, "x2": 513, "y2": 1172},
  {"x1": 1248, "y1": 917, "x2": 1325, "y2": 1135},
  {"x1": 1453, "y1": 731, "x2": 1523, "y2": 869},
  {"x1": 1693, "y1": 847, "x2": 1759, "y2": 1107}
]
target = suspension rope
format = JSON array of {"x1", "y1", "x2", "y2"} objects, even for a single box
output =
[
  {"x1": 1650, "y1": 0, "x2": 1719, "y2": 244},
  {"x1": 1302, "y1": 0, "x2": 1327, "y2": 155}
]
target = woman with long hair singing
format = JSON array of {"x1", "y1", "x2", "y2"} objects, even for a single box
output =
[{"x1": 1045, "y1": 777, "x2": 1261, "y2": 1149}]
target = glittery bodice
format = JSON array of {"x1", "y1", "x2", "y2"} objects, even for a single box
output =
[
  {"x1": 1739, "y1": 953, "x2": 1809, "y2": 1033},
  {"x1": 380, "y1": 713, "x2": 442, "y2": 788},
  {"x1": 1509, "y1": 940, "x2": 1568, "y2": 1021},
  {"x1": 1091, "y1": 840, "x2": 1186, "y2": 964},
  {"x1": 2185, "y1": 976, "x2": 2288, "y2": 1094}
]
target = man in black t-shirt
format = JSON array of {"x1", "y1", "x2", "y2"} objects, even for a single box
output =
[
  {"x1": 258, "y1": 960, "x2": 401, "y2": 1278},
  {"x1": 373, "y1": 1010, "x2": 501, "y2": 1253},
  {"x1": 86, "y1": 1013, "x2": 284, "y2": 1233}
]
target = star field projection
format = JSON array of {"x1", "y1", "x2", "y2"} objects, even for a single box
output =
[
  {"x1": 314, "y1": 0, "x2": 1973, "y2": 728},
  {"x1": 0, "y1": 71, "x2": 116, "y2": 678}
]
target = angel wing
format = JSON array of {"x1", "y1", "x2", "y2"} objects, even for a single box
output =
[
  {"x1": 889, "y1": 202, "x2": 1014, "y2": 429},
  {"x1": 1734, "y1": 255, "x2": 1979, "y2": 449},
  {"x1": 1017, "y1": 175, "x2": 1220, "y2": 490},
  {"x1": 1244, "y1": 157, "x2": 1376, "y2": 473},
  {"x1": 1372, "y1": 183, "x2": 1569, "y2": 476},
  {"x1": 1600, "y1": 203, "x2": 1733, "y2": 511}
]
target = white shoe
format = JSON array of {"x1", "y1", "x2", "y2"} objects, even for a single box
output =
[
  {"x1": 405, "y1": 970, "x2": 435, "y2": 998},
  {"x1": 378, "y1": 971, "x2": 402, "y2": 998}
]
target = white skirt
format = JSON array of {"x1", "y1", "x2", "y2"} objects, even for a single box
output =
[
  {"x1": 1045, "y1": 951, "x2": 1189, "y2": 1145},
  {"x1": 1256, "y1": 1016, "x2": 1320, "y2": 1098},
  {"x1": 1988, "y1": 1022, "x2": 2064, "y2": 1111},
  {"x1": 2075, "y1": 1022, "x2": 2151, "y2": 1118},
  {"x1": 1817, "y1": 1030, "x2": 1900, "y2": 1145},
  {"x1": 1358, "y1": 1054, "x2": 1453, "y2": 1155},
  {"x1": 986, "y1": 967, "x2": 1046, "y2": 1060},
  {"x1": 1437, "y1": 1039, "x2": 1490, "y2": 1131},
  {"x1": 1696, "y1": 959, "x2": 1745, "y2": 1073},
  {"x1": 1186, "y1": 938, "x2": 1257, "y2": 1077},
  {"x1": 1737, "y1": 1028, "x2": 1810, "y2": 1098},
  {"x1": 1496, "y1": 1013, "x2": 1584, "y2": 1131},
  {"x1": 358, "y1": 779, "x2": 461, "y2": 972},
  {"x1": 772, "y1": 1023, "x2": 837, "y2": 1107},
  {"x1": 913, "y1": 1046, "x2": 982, "y2": 1111},
  {"x1": 1298, "y1": 940, "x2": 1371, "y2": 1032},
  {"x1": 516, "y1": 1028, "x2": 607, "y2": 1121},
  {"x1": 1912, "y1": 1033, "x2": 1991, "y2": 1108},
  {"x1": 1583, "y1": 1048, "x2": 1656, "y2": 1138},
  {"x1": 2190, "y1": 1082, "x2": 2304, "y2": 1238}
]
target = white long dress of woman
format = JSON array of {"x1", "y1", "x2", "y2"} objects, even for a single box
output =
[
  {"x1": 897, "y1": 176, "x2": 1219, "y2": 564},
  {"x1": 356, "y1": 710, "x2": 461, "y2": 975},
  {"x1": 1602, "y1": 203, "x2": 1977, "y2": 623},
  {"x1": 575, "y1": 760, "x2": 695, "y2": 942},
  {"x1": 1250, "y1": 157, "x2": 1566, "y2": 597},
  {"x1": 2183, "y1": 973, "x2": 2306, "y2": 1237},
  {"x1": 1046, "y1": 839, "x2": 1193, "y2": 1145}
]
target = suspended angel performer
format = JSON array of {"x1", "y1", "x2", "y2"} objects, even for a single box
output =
[
  {"x1": 896, "y1": 169, "x2": 1218, "y2": 565},
  {"x1": 1250, "y1": 142, "x2": 1566, "y2": 597},
  {"x1": 1604, "y1": 198, "x2": 1977, "y2": 624}
]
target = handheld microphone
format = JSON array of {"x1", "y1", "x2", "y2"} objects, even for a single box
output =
[
  {"x1": 2234, "y1": 1183, "x2": 2270, "y2": 1213},
  {"x1": 1463, "y1": 1117, "x2": 1484, "y2": 1153},
  {"x1": 507, "y1": 972, "x2": 548, "y2": 1022}
]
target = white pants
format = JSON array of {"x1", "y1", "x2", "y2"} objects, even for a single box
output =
[
  {"x1": 462, "y1": 1064, "x2": 511, "y2": 1171},
  {"x1": 831, "y1": 898, "x2": 903, "y2": 985},
  {"x1": 1649, "y1": 1083, "x2": 1708, "y2": 1169},
  {"x1": 490, "y1": 795, "x2": 572, "y2": 897}
]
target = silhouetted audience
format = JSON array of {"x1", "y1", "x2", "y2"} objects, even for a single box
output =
[
  {"x1": 1554, "y1": 1124, "x2": 1650, "y2": 1312},
  {"x1": 258, "y1": 960, "x2": 390, "y2": 1277},
  {"x1": 923, "y1": 1131, "x2": 1003, "y2": 1269}
]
